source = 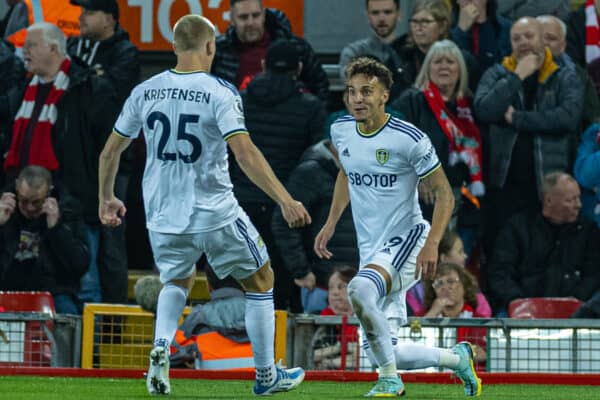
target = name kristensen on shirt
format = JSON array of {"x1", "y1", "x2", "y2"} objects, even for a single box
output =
[{"x1": 144, "y1": 88, "x2": 211, "y2": 104}]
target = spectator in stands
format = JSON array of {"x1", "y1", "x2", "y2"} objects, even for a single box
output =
[
  {"x1": 498, "y1": 0, "x2": 570, "y2": 22},
  {"x1": 487, "y1": 172, "x2": 600, "y2": 315},
  {"x1": 0, "y1": 165, "x2": 89, "y2": 314},
  {"x1": 271, "y1": 138, "x2": 358, "y2": 314},
  {"x1": 391, "y1": 0, "x2": 480, "y2": 96},
  {"x1": 3, "y1": 23, "x2": 120, "y2": 309},
  {"x1": 538, "y1": 15, "x2": 600, "y2": 131},
  {"x1": 566, "y1": 0, "x2": 600, "y2": 67},
  {"x1": 474, "y1": 17, "x2": 583, "y2": 269},
  {"x1": 450, "y1": 0, "x2": 511, "y2": 71},
  {"x1": 229, "y1": 39, "x2": 326, "y2": 312},
  {"x1": 0, "y1": 39, "x2": 25, "y2": 188},
  {"x1": 406, "y1": 229, "x2": 491, "y2": 317},
  {"x1": 0, "y1": 0, "x2": 28, "y2": 39},
  {"x1": 392, "y1": 40, "x2": 484, "y2": 252},
  {"x1": 313, "y1": 266, "x2": 358, "y2": 370},
  {"x1": 423, "y1": 262, "x2": 489, "y2": 363},
  {"x1": 338, "y1": 0, "x2": 406, "y2": 101},
  {"x1": 574, "y1": 123, "x2": 600, "y2": 228},
  {"x1": 68, "y1": 0, "x2": 140, "y2": 104},
  {"x1": 68, "y1": 0, "x2": 140, "y2": 306},
  {"x1": 211, "y1": 0, "x2": 329, "y2": 102}
]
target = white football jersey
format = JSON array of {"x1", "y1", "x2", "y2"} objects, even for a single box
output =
[
  {"x1": 330, "y1": 114, "x2": 441, "y2": 265},
  {"x1": 114, "y1": 70, "x2": 247, "y2": 234}
]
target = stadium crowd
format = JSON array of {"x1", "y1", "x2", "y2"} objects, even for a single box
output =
[{"x1": 1, "y1": 0, "x2": 599, "y2": 363}]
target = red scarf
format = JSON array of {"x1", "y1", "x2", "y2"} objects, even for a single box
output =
[
  {"x1": 4, "y1": 58, "x2": 71, "y2": 173},
  {"x1": 424, "y1": 82, "x2": 484, "y2": 195},
  {"x1": 585, "y1": 0, "x2": 600, "y2": 63}
]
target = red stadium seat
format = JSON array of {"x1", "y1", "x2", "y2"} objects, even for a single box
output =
[
  {"x1": 508, "y1": 297, "x2": 583, "y2": 319},
  {"x1": 0, "y1": 291, "x2": 56, "y2": 366},
  {"x1": 0, "y1": 291, "x2": 55, "y2": 316}
]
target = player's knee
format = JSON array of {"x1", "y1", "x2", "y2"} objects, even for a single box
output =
[
  {"x1": 239, "y1": 261, "x2": 274, "y2": 292},
  {"x1": 347, "y1": 277, "x2": 366, "y2": 312},
  {"x1": 163, "y1": 282, "x2": 189, "y2": 299}
]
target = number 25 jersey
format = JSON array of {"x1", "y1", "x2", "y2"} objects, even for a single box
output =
[{"x1": 114, "y1": 70, "x2": 247, "y2": 234}]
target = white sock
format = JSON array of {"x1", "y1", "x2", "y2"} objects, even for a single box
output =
[
  {"x1": 348, "y1": 270, "x2": 396, "y2": 377},
  {"x1": 153, "y1": 283, "x2": 188, "y2": 346},
  {"x1": 394, "y1": 343, "x2": 443, "y2": 369},
  {"x1": 438, "y1": 349, "x2": 461, "y2": 369},
  {"x1": 363, "y1": 339, "x2": 445, "y2": 370},
  {"x1": 245, "y1": 289, "x2": 276, "y2": 385}
]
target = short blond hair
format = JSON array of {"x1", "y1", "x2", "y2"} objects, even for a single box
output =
[{"x1": 173, "y1": 15, "x2": 216, "y2": 52}]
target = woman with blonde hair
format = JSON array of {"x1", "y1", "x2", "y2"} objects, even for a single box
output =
[{"x1": 393, "y1": 40, "x2": 484, "y2": 253}]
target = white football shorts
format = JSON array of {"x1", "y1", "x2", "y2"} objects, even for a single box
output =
[{"x1": 149, "y1": 207, "x2": 269, "y2": 283}]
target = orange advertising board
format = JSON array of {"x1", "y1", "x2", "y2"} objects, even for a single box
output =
[{"x1": 116, "y1": 0, "x2": 304, "y2": 51}]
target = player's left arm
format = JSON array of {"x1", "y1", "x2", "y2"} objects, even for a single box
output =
[{"x1": 417, "y1": 166, "x2": 454, "y2": 278}]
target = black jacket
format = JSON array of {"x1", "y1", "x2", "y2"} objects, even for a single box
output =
[
  {"x1": 391, "y1": 88, "x2": 472, "y2": 188},
  {"x1": 67, "y1": 25, "x2": 140, "y2": 105},
  {"x1": 488, "y1": 211, "x2": 600, "y2": 311},
  {"x1": 271, "y1": 141, "x2": 358, "y2": 283},
  {"x1": 474, "y1": 53, "x2": 583, "y2": 192},
  {"x1": 0, "y1": 184, "x2": 89, "y2": 295},
  {"x1": 230, "y1": 71, "x2": 326, "y2": 204},
  {"x1": 212, "y1": 8, "x2": 329, "y2": 102},
  {"x1": 51, "y1": 58, "x2": 120, "y2": 223},
  {"x1": 566, "y1": 5, "x2": 586, "y2": 67},
  {"x1": 0, "y1": 40, "x2": 25, "y2": 174}
]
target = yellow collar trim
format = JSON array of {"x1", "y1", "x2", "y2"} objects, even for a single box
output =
[
  {"x1": 501, "y1": 47, "x2": 558, "y2": 83},
  {"x1": 357, "y1": 114, "x2": 391, "y2": 137}
]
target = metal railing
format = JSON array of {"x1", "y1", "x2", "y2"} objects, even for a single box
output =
[{"x1": 288, "y1": 315, "x2": 600, "y2": 373}]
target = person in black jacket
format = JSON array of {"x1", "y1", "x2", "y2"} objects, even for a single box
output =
[
  {"x1": 67, "y1": 0, "x2": 139, "y2": 305},
  {"x1": 3, "y1": 22, "x2": 120, "y2": 308},
  {"x1": 487, "y1": 172, "x2": 600, "y2": 315},
  {"x1": 0, "y1": 165, "x2": 89, "y2": 314},
  {"x1": 0, "y1": 39, "x2": 25, "y2": 189},
  {"x1": 68, "y1": 0, "x2": 140, "y2": 104},
  {"x1": 212, "y1": 0, "x2": 329, "y2": 102},
  {"x1": 271, "y1": 140, "x2": 358, "y2": 313},
  {"x1": 229, "y1": 39, "x2": 326, "y2": 311}
]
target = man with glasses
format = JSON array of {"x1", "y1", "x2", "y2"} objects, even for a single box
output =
[{"x1": 0, "y1": 165, "x2": 89, "y2": 314}]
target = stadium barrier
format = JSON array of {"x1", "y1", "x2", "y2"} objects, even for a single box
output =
[
  {"x1": 127, "y1": 270, "x2": 211, "y2": 303},
  {"x1": 80, "y1": 304, "x2": 288, "y2": 369},
  {"x1": 288, "y1": 315, "x2": 600, "y2": 373},
  {"x1": 0, "y1": 312, "x2": 80, "y2": 367}
]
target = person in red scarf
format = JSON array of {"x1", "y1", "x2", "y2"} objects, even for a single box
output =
[
  {"x1": 392, "y1": 39, "x2": 484, "y2": 255},
  {"x1": 3, "y1": 22, "x2": 120, "y2": 313},
  {"x1": 423, "y1": 262, "x2": 490, "y2": 366}
]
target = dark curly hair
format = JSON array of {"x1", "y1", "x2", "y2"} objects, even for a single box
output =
[
  {"x1": 345, "y1": 57, "x2": 393, "y2": 90},
  {"x1": 423, "y1": 262, "x2": 479, "y2": 311}
]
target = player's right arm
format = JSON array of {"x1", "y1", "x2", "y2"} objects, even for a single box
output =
[
  {"x1": 227, "y1": 134, "x2": 311, "y2": 228},
  {"x1": 98, "y1": 132, "x2": 132, "y2": 227},
  {"x1": 98, "y1": 85, "x2": 142, "y2": 227},
  {"x1": 314, "y1": 169, "x2": 350, "y2": 259}
]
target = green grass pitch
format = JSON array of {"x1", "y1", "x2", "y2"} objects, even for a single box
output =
[
  {"x1": 0, "y1": 376, "x2": 600, "y2": 400},
  {"x1": 0, "y1": 376, "x2": 599, "y2": 399}
]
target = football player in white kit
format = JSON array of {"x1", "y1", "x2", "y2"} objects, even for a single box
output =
[
  {"x1": 314, "y1": 57, "x2": 482, "y2": 397},
  {"x1": 98, "y1": 15, "x2": 309, "y2": 396}
]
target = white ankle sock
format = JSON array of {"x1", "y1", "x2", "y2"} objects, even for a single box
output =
[
  {"x1": 153, "y1": 283, "x2": 188, "y2": 346},
  {"x1": 245, "y1": 289, "x2": 276, "y2": 385},
  {"x1": 438, "y1": 349, "x2": 460, "y2": 369}
]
